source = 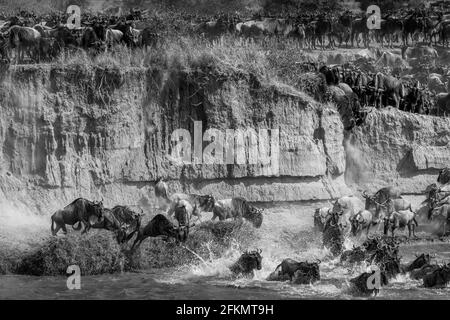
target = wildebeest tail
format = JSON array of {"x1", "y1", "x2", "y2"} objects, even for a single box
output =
[{"x1": 51, "y1": 216, "x2": 55, "y2": 233}]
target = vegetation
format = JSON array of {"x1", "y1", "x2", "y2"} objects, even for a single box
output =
[{"x1": 2, "y1": 220, "x2": 256, "y2": 276}]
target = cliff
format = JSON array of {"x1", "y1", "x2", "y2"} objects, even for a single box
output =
[{"x1": 0, "y1": 63, "x2": 448, "y2": 216}]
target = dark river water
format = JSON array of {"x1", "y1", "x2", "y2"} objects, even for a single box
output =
[{"x1": 1, "y1": 200, "x2": 450, "y2": 300}]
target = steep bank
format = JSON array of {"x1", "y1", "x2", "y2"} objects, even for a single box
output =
[
  {"x1": 347, "y1": 108, "x2": 450, "y2": 194},
  {"x1": 0, "y1": 62, "x2": 449, "y2": 217},
  {"x1": 0, "y1": 62, "x2": 349, "y2": 217}
]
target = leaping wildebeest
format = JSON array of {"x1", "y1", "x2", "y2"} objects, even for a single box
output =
[
  {"x1": 130, "y1": 214, "x2": 182, "y2": 250},
  {"x1": 50, "y1": 198, "x2": 104, "y2": 235},
  {"x1": 211, "y1": 197, "x2": 264, "y2": 228},
  {"x1": 154, "y1": 178, "x2": 215, "y2": 223}
]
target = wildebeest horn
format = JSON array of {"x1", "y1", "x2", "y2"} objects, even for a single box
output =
[
  {"x1": 316, "y1": 259, "x2": 321, "y2": 264},
  {"x1": 362, "y1": 190, "x2": 368, "y2": 198}
]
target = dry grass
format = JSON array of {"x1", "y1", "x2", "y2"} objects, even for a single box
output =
[
  {"x1": 3, "y1": 220, "x2": 257, "y2": 275},
  {"x1": 52, "y1": 35, "x2": 331, "y2": 92}
]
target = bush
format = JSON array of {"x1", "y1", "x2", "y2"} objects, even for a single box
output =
[
  {"x1": 11, "y1": 220, "x2": 257, "y2": 275},
  {"x1": 15, "y1": 231, "x2": 126, "y2": 276}
]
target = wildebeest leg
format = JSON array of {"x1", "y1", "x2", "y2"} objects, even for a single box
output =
[
  {"x1": 52, "y1": 222, "x2": 61, "y2": 236},
  {"x1": 62, "y1": 224, "x2": 68, "y2": 235},
  {"x1": 130, "y1": 238, "x2": 141, "y2": 251},
  {"x1": 81, "y1": 220, "x2": 90, "y2": 234}
]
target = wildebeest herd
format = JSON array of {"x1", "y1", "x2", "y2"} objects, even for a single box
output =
[
  {"x1": 1, "y1": 5, "x2": 450, "y2": 58},
  {"x1": 48, "y1": 168, "x2": 450, "y2": 294},
  {"x1": 50, "y1": 178, "x2": 264, "y2": 248},
  {"x1": 0, "y1": 6, "x2": 449, "y2": 126}
]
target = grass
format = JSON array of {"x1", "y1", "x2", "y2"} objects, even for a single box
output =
[
  {"x1": 14, "y1": 231, "x2": 126, "y2": 276},
  {"x1": 53, "y1": 35, "x2": 323, "y2": 77}
]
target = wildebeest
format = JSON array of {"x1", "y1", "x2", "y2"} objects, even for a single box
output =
[
  {"x1": 169, "y1": 193, "x2": 215, "y2": 223},
  {"x1": 351, "y1": 16, "x2": 369, "y2": 48},
  {"x1": 410, "y1": 263, "x2": 440, "y2": 280},
  {"x1": 212, "y1": 197, "x2": 263, "y2": 228},
  {"x1": 363, "y1": 186, "x2": 402, "y2": 217},
  {"x1": 155, "y1": 179, "x2": 215, "y2": 222},
  {"x1": 374, "y1": 73, "x2": 406, "y2": 109},
  {"x1": 322, "y1": 210, "x2": 345, "y2": 256},
  {"x1": 81, "y1": 26, "x2": 102, "y2": 50},
  {"x1": 349, "y1": 269, "x2": 388, "y2": 296},
  {"x1": 267, "y1": 258, "x2": 321, "y2": 284},
  {"x1": 130, "y1": 214, "x2": 181, "y2": 250},
  {"x1": 110, "y1": 205, "x2": 142, "y2": 242},
  {"x1": 429, "y1": 204, "x2": 450, "y2": 236},
  {"x1": 350, "y1": 210, "x2": 376, "y2": 236},
  {"x1": 332, "y1": 195, "x2": 365, "y2": 235},
  {"x1": 91, "y1": 207, "x2": 127, "y2": 243},
  {"x1": 105, "y1": 28, "x2": 123, "y2": 51},
  {"x1": 8, "y1": 25, "x2": 41, "y2": 63},
  {"x1": 401, "y1": 253, "x2": 431, "y2": 273},
  {"x1": 313, "y1": 206, "x2": 331, "y2": 232},
  {"x1": 173, "y1": 200, "x2": 195, "y2": 242},
  {"x1": 423, "y1": 264, "x2": 450, "y2": 288},
  {"x1": 195, "y1": 18, "x2": 230, "y2": 39},
  {"x1": 229, "y1": 249, "x2": 262, "y2": 278},
  {"x1": 50, "y1": 198, "x2": 104, "y2": 235},
  {"x1": 378, "y1": 17, "x2": 403, "y2": 48},
  {"x1": 386, "y1": 209, "x2": 418, "y2": 238}
]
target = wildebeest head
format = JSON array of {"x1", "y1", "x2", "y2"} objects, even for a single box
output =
[
  {"x1": 89, "y1": 199, "x2": 104, "y2": 221},
  {"x1": 233, "y1": 249, "x2": 263, "y2": 274}
]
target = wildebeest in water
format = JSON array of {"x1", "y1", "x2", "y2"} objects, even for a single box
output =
[{"x1": 229, "y1": 249, "x2": 263, "y2": 278}]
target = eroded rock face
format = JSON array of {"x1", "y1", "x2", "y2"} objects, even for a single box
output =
[
  {"x1": 0, "y1": 65, "x2": 448, "y2": 215},
  {"x1": 346, "y1": 108, "x2": 450, "y2": 194},
  {"x1": 0, "y1": 65, "x2": 349, "y2": 214}
]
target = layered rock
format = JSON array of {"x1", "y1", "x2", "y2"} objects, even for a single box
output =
[
  {"x1": 0, "y1": 64, "x2": 448, "y2": 216},
  {"x1": 0, "y1": 64, "x2": 348, "y2": 215}
]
